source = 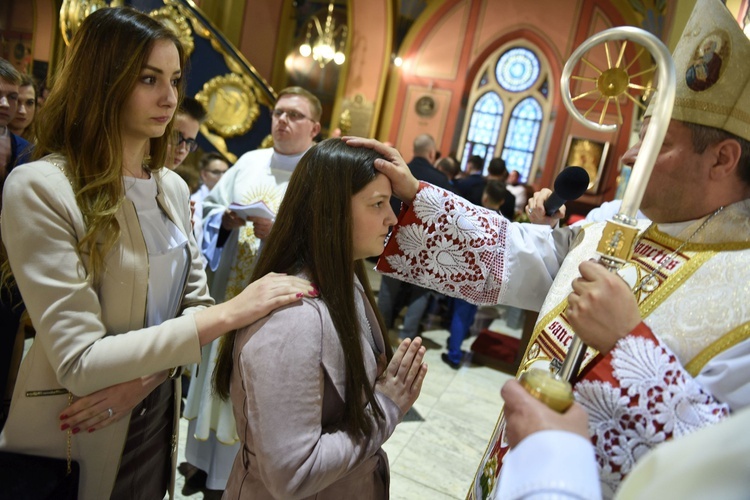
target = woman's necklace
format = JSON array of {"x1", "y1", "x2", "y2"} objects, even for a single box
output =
[
  {"x1": 635, "y1": 206, "x2": 724, "y2": 293},
  {"x1": 123, "y1": 164, "x2": 149, "y2": 179}
]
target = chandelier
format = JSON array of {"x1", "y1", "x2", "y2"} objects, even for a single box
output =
[{"x1": 299, "y1": 1, "x2": 347, "y2": 67}]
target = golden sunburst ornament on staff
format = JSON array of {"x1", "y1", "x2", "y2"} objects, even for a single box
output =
[{"x1": 567, "y1": 37, "x2": 658, "y2": 127}]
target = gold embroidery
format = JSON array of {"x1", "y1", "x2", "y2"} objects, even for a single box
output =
[
  {"x1": 224, "y1": 184, "x2": 284, "y2": 300},
  {"x1": 525, "y1": 300, "x2": 568, "y2": 364},
  {"x1": 643, "y1": 223, "x2": 750, "y2": 252},
  {"x1": 524, "y1": 224, "x2": 741, "y2": 375},
  {"x1": 636, "y1": 250, "x2": 714, "y2": 317}
]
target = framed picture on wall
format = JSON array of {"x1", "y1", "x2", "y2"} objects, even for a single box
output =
[{"x1": 561, "y1": 136, "x2": 610, "y2": 194}]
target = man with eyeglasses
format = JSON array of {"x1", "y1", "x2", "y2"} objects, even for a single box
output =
[
  {"x1": 183, "y1": 87, "x2": 321, "y2": 497},
  {"x1": 168, "y1": 96, "x2": 206, "y2": 169},
  {"x1": 200, "y1": 86, "x2": 321, "y2": 301},
  {"x1": 190, "y1": 152, "x2": 230, "y2": 265}
]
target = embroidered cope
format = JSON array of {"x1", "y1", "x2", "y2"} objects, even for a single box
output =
[
  {"x1": 377, "y1": 184, "x2": 750, "y2": 499},
  {"x1": 382, "y1": 185, "x2": 509, "y2": 304}
]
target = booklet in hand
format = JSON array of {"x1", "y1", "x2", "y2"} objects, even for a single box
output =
[{"x1": 228, "y1": 200, "x2": 275, "y2": 220}]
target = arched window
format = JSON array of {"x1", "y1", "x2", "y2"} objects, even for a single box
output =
[
  {"x1": 459, "y1": 42, "x2": 551, "y2": 183},
  {"x1": 502, "y1": 97, "x2": 543, "y2": 179},
  {"x1": 461, "y1": 92, "x2": 503, "y2": 171}
]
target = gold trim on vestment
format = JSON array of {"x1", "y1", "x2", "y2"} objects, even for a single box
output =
[
  {"x1": 646, "y1": 223, "x2": 750, "y2": 251},
  {"x1": 522, "y1": 222, "x2": 750, "y2": 374},
  {"x1": 638, "y1": 224, "x2": 750, "y2": 314},
  {"x1": 686, "y1": 320, "x2": 750, "y2": 376},
  {"x1": 635, "y1": 255, "x2": 715, "y2": 319},
  {"x1": 529, "y1": 301, "x2": 569, "y2": 358}
]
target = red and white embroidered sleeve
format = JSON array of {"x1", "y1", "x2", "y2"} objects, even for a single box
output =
[
  {"x1": 376, "y1": 182, "x2": 511, "y2": 305},
  {"x1": 575, "y1": 322, "x2": 729, "y2": 497}
]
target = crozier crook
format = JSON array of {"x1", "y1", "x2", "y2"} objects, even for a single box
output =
[{"x1": 521, "y1": 26, "x2": 677, "y2": 408}]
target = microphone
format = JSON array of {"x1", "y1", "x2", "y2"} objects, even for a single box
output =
[{"x1": 544, "y1": 166, "x2": 590, "y2": 216}]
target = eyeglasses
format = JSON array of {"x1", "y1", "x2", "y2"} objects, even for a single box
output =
[
  {"x1": 271, "y1": 108, "x2": 314, "y2": 122},
  {"x1": 174, "y1": 131, "x2": 198, "y2": 152}
]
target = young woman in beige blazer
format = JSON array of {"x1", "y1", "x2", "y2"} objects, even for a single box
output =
[
  {"x1": 0, "y1": 8, "x2": 312, "y2": 500},
  {"x1": 214, "y1": 139, "x2": 428, "y2": 499}
]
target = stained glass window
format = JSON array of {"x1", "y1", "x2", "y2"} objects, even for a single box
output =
[
  {"x1": 501, "y1": 97, "x2": 542, "y2": 182},
  {"x1": 462, "y1": 92, "x2": 503, "y2": 171},
  {"x1": 461, "y1": 43, "x2": 548, "y2": 182},
  {"x1": 495, "y1": 48, "x2": 540, "y2": 92}
]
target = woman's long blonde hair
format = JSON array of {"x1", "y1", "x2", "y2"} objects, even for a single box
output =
[{"x1": 24, "y1": 7, "x2": 185, "y2": 284}]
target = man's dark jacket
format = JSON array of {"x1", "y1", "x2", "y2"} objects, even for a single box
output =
[{"x1": 389, "y1": 156, "x2": 454, "y2": 215}]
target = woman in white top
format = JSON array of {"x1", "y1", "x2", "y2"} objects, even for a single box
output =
[{"x1": 0, "y1": 7, "x2": 312, "y2": 500}]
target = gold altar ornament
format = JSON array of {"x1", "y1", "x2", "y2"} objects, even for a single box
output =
[
  {"x1": 60, "y1": 0, "x2": 107, "y2": 46},
  {"x1": 338, "y1": 109, "x2": 352, "y2": 135},
  {"x1": 149, "y1": 4, "x2": 195, "y2": 57},
  {"x1": 196, "y1": 73, "x2": 260, "y2": 137}
]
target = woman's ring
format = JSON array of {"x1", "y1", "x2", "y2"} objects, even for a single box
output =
[{"x1": 107, "y1": 408, "x2": 114, "y2": 419}]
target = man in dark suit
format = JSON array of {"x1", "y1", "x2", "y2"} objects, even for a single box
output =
[
  {"x1": 380, "y1": 134, "x2": 453, "y2": 340},
  {"x1": 486, "y1": 157, "x2": 520, "y2": 220},
  {"x1": 387, "y1": 134, "x2": 452, "y2": 214},
  {"x1": 454, "y1": 154, "x2": 486, "y2": 205}
]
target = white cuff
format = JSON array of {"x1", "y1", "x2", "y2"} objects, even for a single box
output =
[{"x1": 495, "y1": 430, "x2": 600, "y2": 500}]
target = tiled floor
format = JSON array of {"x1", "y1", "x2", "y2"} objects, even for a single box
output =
[{"x1": 172, "y1": 313, "x2": 520, "y2": 499}]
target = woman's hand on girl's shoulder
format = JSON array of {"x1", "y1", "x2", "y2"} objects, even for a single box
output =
[
  {"x1": 375, "y1": 337, "x2": 428, "y2": 415},
  {"x1": 220, "y1": 273, "x2": 319, "y2": 332},
  {"x1": 194, "y1": 273, "x2": 318, "y2": 345}
]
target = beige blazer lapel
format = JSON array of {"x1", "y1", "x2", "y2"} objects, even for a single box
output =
[{"x1": 103, "y1": 200, "x2": 148, "y2": 332}]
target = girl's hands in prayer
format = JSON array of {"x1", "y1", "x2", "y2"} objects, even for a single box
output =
[
  {"x1": 59, "y1": 371, "x2": 168, "y2": 434},
  {"x1": 376, "y1": 337, "x2": 428, "y2": 415}
]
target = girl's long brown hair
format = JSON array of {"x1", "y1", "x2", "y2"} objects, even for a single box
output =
[{"x1": 214, "y1": 138, "x2": 394, "y2": 439}]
